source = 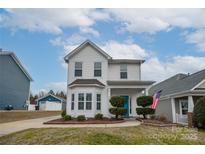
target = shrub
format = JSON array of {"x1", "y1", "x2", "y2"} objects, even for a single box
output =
[
  {"x1": 193, "y1": 97, "x2": 205, "y2": 129},
  {"x1": 136, "y1": 108, "x2": 155, "y2": 116},
  {"x1": 137, "y1": 96, "x2": 153, "y2": 107},
  {"x1": 61, "y1": 110, "x2": 66, "y2": 118},
  {"x1": 63, "y1": 115, "x2": 72, "y2": 121},
  {"x1": 136, "y1": 96, "x2": 155, "y2": 119},
  {"x1": 95, "y1": 113, "x2": 103, "y2": 120},
  {"x1": 109, "y1": 96, "x2": 127, "y2": 119},
  {"x1": 77, "y1": 115, "x2": 86, "y2": 121},
  {"x1": 110, "y1": 96, "x2": 125, "y2": 107}
]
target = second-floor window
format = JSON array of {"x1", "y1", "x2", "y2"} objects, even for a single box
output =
[
  {"x1": 94, "y1": 62, "x2": 102, "y2": 77},
  {"x1": 120, "y1": 64, "x2": 127, "y2": 79},
  {"x1": 75, "y1": 62, "x2": 82, "y2": 77}
]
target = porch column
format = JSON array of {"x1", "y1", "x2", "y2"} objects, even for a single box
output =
[
  {"x1": 188, "y1": 96, "x2": 194, "y2": 127},
  {"x1": 171, "y1": 98, "x2": 176, "y2": 123},
  {"x1": 188, "y1": 96, "x2": 194, "y2": 112},
  {"x1": 145, "y1": 88, "x2": 148, "y2": 96},
  {"x1": 108, "y1": 88, "x2": 111, "y2": 99},
  {"x1": 107, "y1": 88, "x2": 111, "y2": 117}
]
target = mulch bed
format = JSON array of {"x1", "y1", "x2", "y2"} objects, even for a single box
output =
[
  {"x1": 136, "y1": 118, "x2": 177, "y2": 127},
  {"x1": 44, "y1": 118, "x2": 125, "y2": 124}
]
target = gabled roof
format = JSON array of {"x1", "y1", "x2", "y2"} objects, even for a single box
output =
[
  {"x1": 68, "y1": 79, "x2": 105, "y2": 88},
  {"x1": 36, "y1": 93, "x2": 65, "y2": 102},
  {"x1": 149, "y1": 69, "x2": 205, "y2": 97},
  {"x1": 64, "y1": 40, "x2": 112, "y2": 63},
  {"x1": 0, "y1": 51, "x2": 33, "y2": 81}
]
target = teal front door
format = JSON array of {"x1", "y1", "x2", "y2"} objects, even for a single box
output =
[{"x1": 121, "y1": 96, "x2": 129, "y2": 118}]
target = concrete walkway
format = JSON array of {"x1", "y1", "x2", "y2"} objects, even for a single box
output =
[{"x1": 0, "y1": 116, "x2": 141, "y2": 137}]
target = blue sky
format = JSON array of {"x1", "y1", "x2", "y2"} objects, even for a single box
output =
[{"x1": 1, "y1": 9, "x2": 205, "y2": 94}]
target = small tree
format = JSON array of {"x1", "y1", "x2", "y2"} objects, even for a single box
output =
[
  {"x1": 193, "y1": 97, "x2": 205, "y2": 129},
  {"x1": 109, "y1": 96, "x2": 127, "y2": 119},
  {"x1": 136, "y1": 96, "x2": 155, "y2": 119}
]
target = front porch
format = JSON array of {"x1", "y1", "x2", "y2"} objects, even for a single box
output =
[
  {"x1": 171, "y1": 94, "x2": 204, "y2": 125},
  {"x1": 107, "y1": 80, "x2": 155, "y2": 118}
]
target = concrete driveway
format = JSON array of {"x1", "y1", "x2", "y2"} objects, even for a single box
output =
[{"x1": 0, "y1": 116, "x2": 141, "y2": 137}]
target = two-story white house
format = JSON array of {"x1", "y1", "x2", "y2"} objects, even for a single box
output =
[{"x1": 64, "y1": 40, "x2": 155, "y2": 118}]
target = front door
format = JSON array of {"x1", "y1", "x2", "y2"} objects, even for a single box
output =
[{"x1": 121, "y1": 96, "x2": 129, "y2": 118}]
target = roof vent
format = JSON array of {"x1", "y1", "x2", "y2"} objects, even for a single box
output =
[{"x1": 176, "y1": 74, "x2": 187, "y2": 80}]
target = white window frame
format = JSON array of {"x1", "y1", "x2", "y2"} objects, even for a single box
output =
[
  {"x1": 86, "y1": 93, "x2": 92, "y2": 110},
  {"x1": 78, "y1": 93, "x2": 84, "y2": 110},
  {"x1": 94, "y1": 62, "x2": 102, "y2": 77},
  {"x1": 179, "y1": 99, "x2": 188, "y2": 117},
  {"x1": 96, "y1": 93, "x2": 101, "y2": 110},
  {"x1": 75, "y1": 62, "x2": 82, "y2": 77},
  {"x1": 120, "y1": 64, "x2": 127, "y2": 79},
  {"x1": 71, "y1": 93, "x2": 74, "y2": 110}
]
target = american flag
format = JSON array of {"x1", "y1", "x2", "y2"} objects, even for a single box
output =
[{"x1": 151, "y1": 90, "x2": 162, "y2": 109}]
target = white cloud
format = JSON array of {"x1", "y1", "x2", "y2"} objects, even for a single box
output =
[
  {"x1": 46, "y1": 82, "x2": 67, "y2": 93},
  {"x1": 50, "y1": 33, "x2": 86, "y2": 47},
  {"x1": 0, "y1": 9, "x2": 109, "y2": 35},
  {"x1": 50, "y1": 34, "x2": 86, "y2": 69},
  {"x1": 108, "y1": 9, "x2": 205, "y2": 34},
  {"x1": 80, "y1": 27, "x2": 100, "y2": 37},
  {"x1": 142, "y1": 56, "x2": 205, "y2": 82},
  {"x1": 184, "y1": 29, "x2": 205, "y2": 52},
  {"x1": 3, "y1": 9, "x2": 205, "y2": 35},
  {"x1": 101, "y1": 41, "x2": 149, "y2": 59}
]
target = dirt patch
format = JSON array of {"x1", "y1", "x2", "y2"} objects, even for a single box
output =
[
  {"x1": 136, "y1": 118, "x2": 177, "y2": 127},
  {"x1": 44, "y1": 118, "x2": 125, "y2": 124}
]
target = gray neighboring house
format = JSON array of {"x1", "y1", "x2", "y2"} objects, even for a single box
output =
[
  {"x1": 149, "y1": 69, "x2": 205, "y2": 125},
  {"x1": 0, "y1": 50, "x2": 33, "y2": 110}
]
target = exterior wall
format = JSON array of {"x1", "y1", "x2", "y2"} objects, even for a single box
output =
[
  {"x1": 66, "y1": 44, "x2": 145, "y2": 118},
  {"x1": 67, "y1": 86, "x2": 108, "y2": 117},
  {"x1": 0, "y1": 55, "x2": 30, "y2": 110},
  {"x1": 108, "y1": 63, "x2": 140, "y2": 81},
  {"x1": 39, "y1": 101, "x2": 62, "y2": 111},
  {"x1": 38, "y1": 95, "x2": 63, "y2": 111},
  {"x1": 68, "y1": 45, "x2": 108, "y2": 84},
  {"x1": 155, "y1": 98, "x2": 173, "y2": 122}
]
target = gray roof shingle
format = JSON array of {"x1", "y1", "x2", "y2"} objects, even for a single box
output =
[
  {"x1": 149, "y1": 69, "x2": 205, "y2": 97},
  {"x1": 68, "y1": 79, "x2": 105, "y2": 87}
]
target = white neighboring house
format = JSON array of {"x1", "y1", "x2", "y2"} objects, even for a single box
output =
[
  {"x1": 36, "y1": 93, "x2": 65, "y2": 111},
  {"x1": 64, "y1": 40, "x2": 155, "y2": 118}
]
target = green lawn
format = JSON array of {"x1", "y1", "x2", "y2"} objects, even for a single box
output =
[
  {"x1": 1, "y1": 125, "x2": 205, "y2": 145},
  {"x1": 0, "y1": 111, "x2": 61, "y2": 123}
]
